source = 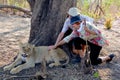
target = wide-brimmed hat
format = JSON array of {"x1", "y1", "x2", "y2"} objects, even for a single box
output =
[
  {"x1": 70, "y1": 15, "x2": 82, "y2": 25},
  {"x1": 67, "y1": 7, "x2": 81, "y2": 16}
]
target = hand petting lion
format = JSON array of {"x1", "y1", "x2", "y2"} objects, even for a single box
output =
[{"x1": 3, "y1": 42, "x2": 69, "y2": 74}]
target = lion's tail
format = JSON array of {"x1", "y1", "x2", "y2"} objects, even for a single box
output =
[{"x1": 61, "y1": 56, "x2": 70, "y2": 66}]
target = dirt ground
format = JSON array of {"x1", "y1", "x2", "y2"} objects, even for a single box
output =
[{"x1": 0, "y1": 13, "x2": 120, "y2": 80}]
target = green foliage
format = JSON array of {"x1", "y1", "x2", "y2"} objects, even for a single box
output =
[
  {"x1": 93, "y1": 72, "x2": 99, "y2": 78},
  {"x1": 77, "y1": 0, "x2": 120, "y2": 19},
  {"x1": 105, "y1": 18, "x2": 112, "y2": 30},
  {"x1": 0, "y1": 0, "x2": 29, "y2": 9},
  {"x1": 103, "y1": 0, "x2": 114, "y2": 7},
  {"x1": 8, "y1": 0, "x2": 14, "y2": 5},
  {"x1": 103, "y1": 0, "x2": 120, "y2": 8}
]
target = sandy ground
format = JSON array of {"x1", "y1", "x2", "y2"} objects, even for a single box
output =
[
  {"x1": 0, "y1": 14, "x2": 120, "y2": 80},
  {"x1": 0, "y1": 14, "x2": 30, "y2": 66}
]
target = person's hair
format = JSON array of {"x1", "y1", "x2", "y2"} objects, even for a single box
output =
[
  {"x1": 74, "y1": 22, "x2": 81, "y2": 25},
  {"x1": 66, "y1": 13, "x2": 69, "y2": 18}
]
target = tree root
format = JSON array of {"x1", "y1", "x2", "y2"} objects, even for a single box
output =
[{"x1": 0, "y1": 5, "x2": 31, "y2": 16}]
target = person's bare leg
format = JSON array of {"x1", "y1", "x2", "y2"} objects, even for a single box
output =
[
  {"x1": 77, "y1": 49, "x2": 85, "y2": 73},
  {"x1": 82, "y1": 45, "x2": 87, "y2": 53},
  {"x1": 72, "y1": 45, "x2": 79, "y2": 55},
  {"x1": 73, "y1": 49, "x2": 79, "y2": 55},
  {"x1": 78, "y1": 50, "x2": 85, "y2": 58}
]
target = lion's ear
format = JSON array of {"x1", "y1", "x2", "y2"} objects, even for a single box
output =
[
  {"x1": 19, "y1": 41, "x2": 23, "y2": 47},
  {"x1": 27, "y1": 43, "x2": 35, "y2": 53},
  {"x1": 32, "y1": 44, "x2": 35, "y2": 47},
  {"x1": 18, "y1": 42, "x2": 24, "y2": 52},
  {"x1": 28, "y1": 43, "x2": 35, "y2": 47}
]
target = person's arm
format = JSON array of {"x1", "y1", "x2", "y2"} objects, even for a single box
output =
[
  {"x1": 54, "y1": 40, "x2": 66, "y2": 48},
  {"x1": 49, "y1": 18, "x2": 70, "y2": 50},
  {"x1": 48, "y1": 39, "x2": 66, "y2": 50},
  {"x1": 49, "y1": 31, "x2": 76, "y2": 50},
  {"x1": 84, "y1": 26, "x2": 97, "y2": 35},
  {"x1": 55, "y1": 31, "x2": 76, "y2": 48},
  {"x1": 55, "y1": 18, "x2": 70, "y2": 46},
  {"x1": 55, "y1": 32, "x2": 64, "y2": 46}
]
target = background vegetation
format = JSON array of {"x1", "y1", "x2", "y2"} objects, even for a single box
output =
[
  {"x1": 77, "y1": 0, "x2": 120, "y2": 19},
  {"x1": 0, "y1": 0, "x2": 120, "y2": 19},
  {"x1": 0, "y1": 0, "x2": 29, "y2": 9}
]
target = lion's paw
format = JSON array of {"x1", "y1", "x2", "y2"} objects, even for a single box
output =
[
  {"x1": 4, "y1": 66, "x2": 12, "y2": 71},
  {"x1": 49, "y1": 63, "x2": 60, "y2": 67},
  {"x1": 36, "y1": 72, "x2": 47, "y2": 79},
  {"x1": 10, "y1": 68, "x2": 20, "y2": 74},
  {"x1": 48, "y1": 63, "x2": 54, "y2": 68}
]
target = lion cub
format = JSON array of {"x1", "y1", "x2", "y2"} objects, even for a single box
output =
[{"x1": 4, "y1": 42, "x2": 69, "y2": 74}]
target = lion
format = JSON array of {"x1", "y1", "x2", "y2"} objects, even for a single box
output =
[{"x1": 3, "y1": 42, "x2": 69, "y2": 74}]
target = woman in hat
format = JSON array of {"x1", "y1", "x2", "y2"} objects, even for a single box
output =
[
  {"x1": 50, "y1": 15, "x2": 115, "y2": 65},
  {"x1": 49, "y1": 7, "x2": 94, "y2": 63}
]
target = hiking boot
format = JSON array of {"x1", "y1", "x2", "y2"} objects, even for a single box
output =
[{"x1": 106, "y1": 54, "x2": 115, "y2": 63}]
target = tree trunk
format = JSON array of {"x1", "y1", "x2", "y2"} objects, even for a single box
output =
[
  {"x1": 27, "y1": 0, "x2": 36, "y2": 12},
  {"x1": 29, "y1": 0, "x2": 77, "y2": 46}
]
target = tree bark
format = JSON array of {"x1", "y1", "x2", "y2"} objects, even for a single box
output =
[
  {"x1": 29, "y1": 0, "x2": 77, "y2": 46},
  {"x1": 27, "y1": 0, "x2": 36, "y2": 12}
]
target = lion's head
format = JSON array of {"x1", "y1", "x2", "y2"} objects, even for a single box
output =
[{"x1": 19, "y1": 42, "x2": 35, "y2": 57}]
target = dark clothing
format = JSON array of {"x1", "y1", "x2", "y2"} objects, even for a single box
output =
[
  {"x1": 63, "y1": 28, "x2": 72, "y2": 38},
  {"x1": 63, "y1": 28, "x2": 76, "y2": 58},
  {"x1": 72, "y1": 37, "x2": 102, "y2": 65},
  {"x1": 72, "y1": 37, "x2": 86, "y2": 50},
  {"x1": 89, "y1": 42, "x2": 102, "y2": 65}
]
